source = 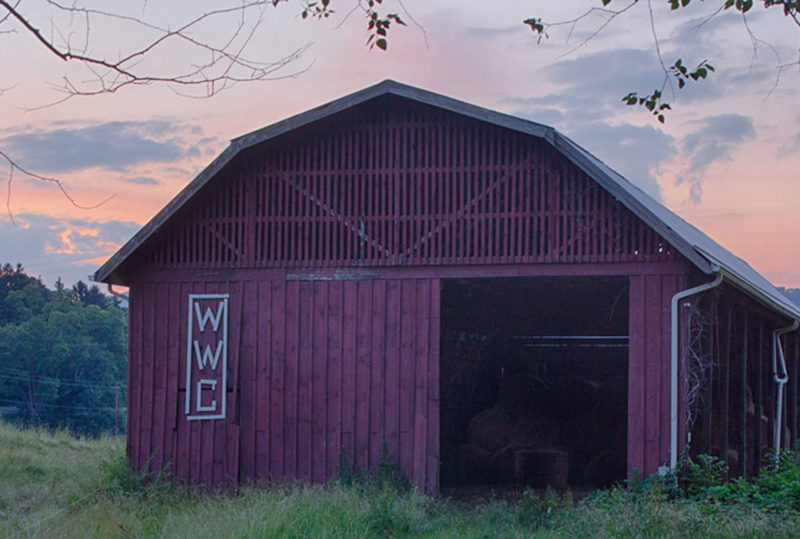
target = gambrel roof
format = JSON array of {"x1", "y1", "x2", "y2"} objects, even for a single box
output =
[{"x1": 95, "y1": 80, "x2": 800, "y2": 321}]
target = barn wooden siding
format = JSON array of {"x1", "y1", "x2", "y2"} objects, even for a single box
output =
[
  {"x1": 123, "y1": 98, "x2": 707, "y2": 490},
  {"x1": 628, "y1": 273, "x2": 687, "y2": 477},
  {"x1": 689, "y1": 291, "x2": 800, "y2": 478},
  {"x1": 128, "y1": 274, "x2": 440, "y2": 493},
  {"x1": 140, "y1": 99, "x2": 677, "y2": 272}
]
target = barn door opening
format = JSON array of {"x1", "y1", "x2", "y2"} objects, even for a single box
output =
[{"x1": 439, "y1": 276, "x2": 629, "y2": 495}]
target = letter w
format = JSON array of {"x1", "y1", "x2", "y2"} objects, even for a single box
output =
[
  {"x1": 194, "y1": 300, "x2": 225, "y2": 332},
  {"x1": 194, "y1": 340, "x2": 225, "y2": 370}
]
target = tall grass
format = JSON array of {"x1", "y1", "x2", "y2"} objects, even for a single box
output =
[{"x1": 2, "y1": 418, "x2": 800, "y2": 538}]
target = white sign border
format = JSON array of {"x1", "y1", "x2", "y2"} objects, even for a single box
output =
[{"x1": 185, "y1": 293, "x2": 229, "y2": 421}]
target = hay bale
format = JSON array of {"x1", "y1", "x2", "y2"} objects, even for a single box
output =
[
  {"x1": 489, "y1": 445, "x2": 517, "y2": 483},
  {"x1": 514, "y1": 449, "x2": 569, "y2": 491},
  {"x1": 496, "y1": 374, "x2": 540, "y2": 414},
  {"x1": 549, "y1": 375, "x2": 598, "y2": 420},
  {"x1": 468, "y1": 407, "x2": 516, "y2": 452},
  {"x1": 509, "y1": 409, "x2": 561, "y2": 448}
]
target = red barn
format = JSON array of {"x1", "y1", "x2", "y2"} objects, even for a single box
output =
[{"x1": 96, "y1": 81, "x2": 800, "y2": 493}]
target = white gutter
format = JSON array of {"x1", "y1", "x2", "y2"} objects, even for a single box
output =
[
  {"x1": 106, "y1": 283, "x2": 129, "y2": 304},
  {"x1": 670, "y1": 272, "x2": 724, "y2": 470},
  {"x1": 773, "y1": 320, "x2": 799, "y2": 457}
]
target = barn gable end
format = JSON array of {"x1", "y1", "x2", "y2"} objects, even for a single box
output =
[{"x1": 128, "y1": 96, "x2": 681, "y2": 276}]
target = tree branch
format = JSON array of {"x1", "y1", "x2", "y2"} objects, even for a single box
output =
[{"x1": 0, "y1": 149, "x2": 113, "y2": 224}]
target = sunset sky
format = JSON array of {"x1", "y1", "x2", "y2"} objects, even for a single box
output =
[{"x1": 1, "y1": 1, "x2": 799, "y2": 289}]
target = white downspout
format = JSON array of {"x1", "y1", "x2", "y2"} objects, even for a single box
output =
[
  {"x1": 670, "y1": 272, "x2": 724, "y2": 471},
  {"x1": 773, "y1": 320, "x2": 799, "y2": 457}
]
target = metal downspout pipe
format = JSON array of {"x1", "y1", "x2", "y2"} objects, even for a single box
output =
[
  {"x1": 670, "y1": 272, "x2": 724, "y2": 471},
  {"x1": 773, "y1": 320, "x2": 799, "y2": 457}
]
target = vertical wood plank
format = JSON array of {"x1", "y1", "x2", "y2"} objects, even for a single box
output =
[
  {"x1": 791, "y1": 335, "x2": 799, "y2": 448},
  {"x1": 644, "y1": 274, "x2": 661, "y2": 472},
  {"x1": 399, "y1": 279, "x2": 416, "y2": 478},
  {"x1": 312, "y1": 281, "x2": 328, "y2": 483},
  {"x1": 140, "y1": 282, "x2": 155, "y2": 473},
  {"x1": 628, "y1": 275, "x2": 646, "y2": 477},
  {"x1": 296, "y1": 282, "x2": 314, "y2": 481},
  {"x1": 128, "y1": 285, "x2": 142, "y2": 470},
  {"x1": 369, "y1": 280, "x2": 387, "y2": 470},
  {"x1": 283, "y1": 279, "x2": 300, "y2": 479},
  {"x1": 660, "y1": 273, "x2": 679, "y2": 466},
  {"x1": 341, "y1": 280, "x2": 358, "y2": 469},
  {"x1": 255, "y1": 280, "x2": 271, "y2": 481},
  {"x1": 413, "y1": 279, "x2": 431, "y2": 488},
  {"x1": 426, "y1": 279, "x2": 441, "y2": 495},
  {"x1": 720, "y1": 301, "x2": 732, "y2": 472},
  {"x1": 270, "y1": 280, "x2": 286, "y2": 481},
  {"x1": 238, "y1": 280, "x2": 257, "y2": 484},
  {"x1": 164, "y1": 282, "x2": 181, "y2": 472},
  {"x1": 176, "y1": 282, "x2": 191, "y2": 483},
  {"x1": 326, "y1": 280, "x2": 344, "y2": 480},
  {"x1": 151, "y1": 282, "x2": 168, "y2": 476},
  {"x1": 355, "y1": 280, "x2": 373, "y2": 470},
  {"x1": 739, "y1": 313, "x2": 748, "y2": 477},
  {"x1": 385, "y1": 280, "x2": 402, "y2": 462},
  {"x1": 754, "y1": 318, "x2": 764, "y2": 471}
]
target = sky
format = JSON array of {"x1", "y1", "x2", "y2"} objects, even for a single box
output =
[{"x1": 1, "y1": 0, "x2": 799, "y2": 289}]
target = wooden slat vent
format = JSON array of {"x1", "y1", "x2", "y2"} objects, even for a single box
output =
[{"x1": 144, "y1": 102, "x2": 676, "y2": 269}]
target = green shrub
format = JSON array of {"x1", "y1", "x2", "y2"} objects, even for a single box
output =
[{"x1": 516, "y1": 487, "x2": 568, "y2": 530}]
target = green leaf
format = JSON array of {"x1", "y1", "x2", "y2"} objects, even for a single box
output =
[
  {"x1": 658, "y1": 114, "x2": 665, "y2": 123},
  {"x1": 376, "y1": 38, "x2": 387, "y2": 51}
]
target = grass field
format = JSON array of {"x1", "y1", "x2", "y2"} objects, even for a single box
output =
[{"x1": 2, "y1": 419, "x2": 800, "y2": 538}]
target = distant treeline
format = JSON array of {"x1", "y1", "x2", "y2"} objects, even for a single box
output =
[{"x1": 0, "y1": 263, "x2": 127, "y2": 437}]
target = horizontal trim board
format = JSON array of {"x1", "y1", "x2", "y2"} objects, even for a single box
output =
[{"x1": 129, "y1": 261, "x2": 690, "y2": 285}]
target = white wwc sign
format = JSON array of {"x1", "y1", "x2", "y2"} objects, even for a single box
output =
[{"x1": 185, "y1": 294, "x2": 229, "y2": 420}]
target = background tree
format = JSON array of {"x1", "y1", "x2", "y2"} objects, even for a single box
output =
[{"x1": 0, "y1": 264, "x2": 127, "y2": 436}]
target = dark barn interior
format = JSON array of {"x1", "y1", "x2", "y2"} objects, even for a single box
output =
[{"x1": 439, "y1": 276, "x2": 629, "y2": 492}]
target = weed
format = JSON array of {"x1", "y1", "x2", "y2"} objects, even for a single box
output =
[{"x1": 516, "y1": 487, "x2": 567, "y2": 530}]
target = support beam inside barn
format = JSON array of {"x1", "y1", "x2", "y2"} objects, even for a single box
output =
[{"x1": 439, "y1": 276, "x2": 629, "y2": 492}]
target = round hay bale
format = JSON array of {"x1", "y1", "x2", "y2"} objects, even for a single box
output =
[
  {"x1": 549, "y1": 375, "x2": 598, "y2": 420},
  {"x1": 467, "y1": 407, "x2": 516, "y2": 452},
  {"x1": 514, "y1": 449, "x2": 569, "y2": 491},
  {"x1": 509, "y1": 410, "x2": 561, "y2": 449},
  {"x1": 496, "y1": 374, "x2": 540, "y2": 414},
  {"x1": 489, "y1": 445, "x2": 517, "y2": 483}
]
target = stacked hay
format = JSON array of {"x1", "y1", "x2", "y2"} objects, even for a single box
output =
[{"x1": 454, "y1": 374, "x2": 563, "y2": 485}]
